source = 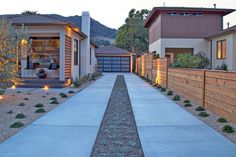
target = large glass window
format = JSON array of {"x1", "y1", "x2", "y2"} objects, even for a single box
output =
[
  {"x1": 74, "y1": 39, "x2": 78, "y2": 65},
  {"x1": 217, "y1": 40, "x2": 226, "y2": 59},
  {"x1": 29, "y1": 37, "x2": 60, "y2": 69}
]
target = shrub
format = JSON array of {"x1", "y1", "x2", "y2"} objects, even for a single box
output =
[
  {"x1": 183, "y1": 100, "x2": 191, "y2": 104},
  {"x1": 34, "y1": 103, "x2": 44, "y2": 108},
  {"x1": 68, "y1": 90, "x2": 75, "y2": 94},
  {"x1": 161, "y1": 88, "x2": 166, "y2": 92},
  {"x1": 173, "y1": 95, "x2": 180, "y2": 101},
  {"x1": 24, "y1": 97, "x2": 29, "y2": 100},
  {"x1": 198, "y1": 112, "x2": 209, "y2": 117},
  {"x1": 60, "y1": 94, "x2": 68, "y2": 98},
  {"x1": 217, "y1": 117, "x2": 228, "y2": 123},
  {"x1": 215, "y1": 63, "x2": 228, "y2": 71},
  {"x1": 50, "y1": 100, "x2": 59, "y2": 104},
  {"x1": 18, "y1": 102, "x2": 26, "y2": 106},
  {"x1": 17, "y1": 91, "x2": 21, "y2": 93},
  {"x1": 156, "y1": 85, "x2": 161, "y2": 89},
  {"x1": 35, "y1": 108, "x2": 46, "y2": 113},
  {"x1": 42, "y1": 95, "x2": 46, "y2": 97},
  {"x1": 50, "y1": 97, "x2": 57, "y2": 101},
  {"x1": 222, "y1": 125, "x2": 234, "y2": 133},
  {"x1": 59, "y1": 93, "x2": 65, "y2": 96},
  {"x1": 184, "y1": 103, "x2": 192, "y2": 107},
  {"x1": 195, "y1": 106, "x2": 205, "y2": 111},
  {"x1": 27, "y1": 92, "x2": 31, "y2": 95},
  {"x1": 15, "y1": 113, "x2": 26, "y2": 119},
  {"x1": 7, "y1": 110, "x2": 13, "y2": 114},
  {"x1": 10, "y1": 122, "x2": 24, "y2": 128},
  {"x1": 172, "y1": 53, "x2": 207, "y2": 68},
  {"x1": 167, "y1": 90, "x2": 173, "y2": 96},
  {"x1": 0, "y1": 90, "x2": 5, "y2": 95},
  {"x1": 73, "y1": 77, "x2": 82, "y2": 87}
]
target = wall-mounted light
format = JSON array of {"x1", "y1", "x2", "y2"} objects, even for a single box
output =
[
  {"x1": 43, "y1": 85, "x2": 49, "y2": 91},
  {"x1": 0, "y1": 96, "x2": 3, "y2": 100},
  {"x1": 11, "y1": 85, "x2": 16, "y2": 89}
]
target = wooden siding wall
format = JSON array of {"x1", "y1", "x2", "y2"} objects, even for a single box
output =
[
  {"x1": 135, "y1": 55, "x2": 236, "y2": 123},
  {"x1": 144, "y1": 53, "x2": 153, "y2": 80},
  {"x1": 168, "y1": 68, "x2": 205, "y2": 106},
  {"x1": 204, "y1": 71, "x2": 236, "y2": 123},
  {"x1": 65, "y1": 35, "x2": 72, "y2": 79}
]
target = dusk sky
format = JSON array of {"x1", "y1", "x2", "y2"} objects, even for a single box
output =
[{"x1": 0, "y1": 0, "x2": 235, "y2": 29}]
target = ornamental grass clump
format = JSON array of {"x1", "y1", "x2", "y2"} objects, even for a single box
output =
[
  {"x1": 18, "y1": 102, "x2": 26, "y2": 106},
  {"x1": 195, "y1": 106, "x2": 205, "y2": 111},
  {"x1": 50, "y1": 100, "x2": 59, "y2": 104},
  {"x1": 222, "y1": 125, "x2": 234, "y2": 133},
  {"x1": 15, "y1": 113, "x2": 26, "y2": 119},
  {"x1": 198, "y1": 112, "x2": 209, "y2": 117},
  {"x1": 173, "y1": 95, "x2": 180, "y2": 101},
  {"x1": 10, "y1": 122, "x2": 24, "y2": 128},
  {"x1": 161, "y1": 87, "x2": 166, "y2": 92},
  {"x1": 217, "y1": 117, "x2": 228, "y2": 123},
  {"x1": 34, "y1": 103, "x2": 44, "y2": 108},
  {"x1": 167, "y1": 90, "x2": 173, "y2": 96},
  {"x1": 35, "y1": 108, "x2": 46, "y2": 113}
]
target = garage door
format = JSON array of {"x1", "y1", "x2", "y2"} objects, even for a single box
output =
[{"x1": 97, "y1": 56, "x2": 130, "y2": 72}]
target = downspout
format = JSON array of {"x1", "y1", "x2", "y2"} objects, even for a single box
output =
[{"x1": 210, "y1": 40, "x2": 213, "y2": 69}]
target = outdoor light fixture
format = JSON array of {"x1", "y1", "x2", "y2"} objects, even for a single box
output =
[
  {"x1": 0, "y1": 96, "x2": 3, "y2": 100},
  {"x1": 43, "y1": 85, "x2": 49, "y2": 91},
  {"x1": 11, "y1": 85, "x2": 16, "y2": 89}
]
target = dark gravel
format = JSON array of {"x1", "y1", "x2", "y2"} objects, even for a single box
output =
[{"x1": 91, "y1": 75, "x2": 144, "y2": 157}]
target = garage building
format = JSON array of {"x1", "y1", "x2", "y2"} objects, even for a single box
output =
[{"x1": 96, "y1": 46, "x2": 134, "y2": 72}]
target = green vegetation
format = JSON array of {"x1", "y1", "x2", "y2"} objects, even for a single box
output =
[
  {"x1": 50, "y1": 100, "x2": 59, "y2": 104},
  {"x1": 68, "y1": 90, "x2": 75, "y2": 94},
  {"x1": 115, "y1": 9, "x2": 149, "y2": 54},
  {"x1": 215, "y1": 63, "x2": 228, "y2": 71},
  {"x1": 173, "y1": 52, "x2": 209, "y2": 69},
  {"x1": 50, "y1": 97, "x2": 57, "y2": 101},
  {"x1": 24, "y1": 97, "x2": 29, "y2": 100},
  {"x1": 184, "y1": 103, "x2": 192, "y2": 107},
  {"x1": 34, "y1": 103, "x2": 44, "y2": 108},
  {"x1": 27, "y1": 92, "x2": 31, "y2": 95},
  {"x1": 60, "y1": 93, "x2": 68, "y2": 98},
  {"x1": 7, "y1": 110, "x2": 14, "y2": 114},
  {"x1": 198, "y1": 112, "x2": 209, "y2": 117},
  {"x1": 183, "y1": 100, "x2": 191, "y2": 104},
  {"x1": 0, "y1": 90, "x2": 5, "y2": 95},
  {"x1": 35, "y1": 108, "x2": 46, "y2": 113},
  {"x1": 156, "y1": 85, "x2": 161, "y2": 89},
  {"x1": 15, "y1": 113, "x2": 26, "y2": 119},
  {"x1": 17, "y1": 91, "x2": 21, "y2": 93},
  {"x1": 173, "y1": 95, "x2": 180, "y2": 101},
  {"x1": 0, "y1": 18, "x2": 30, "y2": 89},
  {"x1": 217, "y1": 117, "x2": 228, "y2": 123},
  {"x1": 18, "y1": 102, "x2": 26, "y2": 106},
  {"x1": 161, "y1": 88, "x2": 166, "y2": 92},
  {"x1": 222, "y1": 125, "x2": 234, "y2": 133},
  {"x1": 10, "y1": 122, "x2": 24, "y2": 128},
  {"x1": 195, "y1": 106, "x2": 205, "y2": 111},
  {"x1": 167, "y1": 90, "x2": 173, "y2": 96}
]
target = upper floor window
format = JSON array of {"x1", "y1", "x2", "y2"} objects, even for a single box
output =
[{"x1": 216, "y1": 40, "x2": 226, "y2": 59}]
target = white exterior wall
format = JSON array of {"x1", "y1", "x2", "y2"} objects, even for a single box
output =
[
  {"x1": 211, "y1": 33, "x2": 236, "y2": 71},
  {"x1": 149, "y1": 38, "x2": 209, "y2": 58},
  {"x1": 81, "y1": 11, "x2": 91, "y2": 75},
  {"x1": 88, "y1": 45, "x2": 97, "y2": 73}
]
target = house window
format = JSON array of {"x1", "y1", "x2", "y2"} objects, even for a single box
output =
[
  {"x1": 74, "y1": 39, "x2": 78, "y2": 65},
  {"x1": 29, "y1": 37, "x2": 60, "y2": 69},
  {"x1": 216, "y1": 40, "x2": 226, "y2": 59},
  {"x1": 90, "y1": 48, "x2": 92, "y2": 65}
]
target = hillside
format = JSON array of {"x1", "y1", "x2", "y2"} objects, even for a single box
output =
[{"x1": 48, "y1": 14, "x2": 117, "y2": 46}]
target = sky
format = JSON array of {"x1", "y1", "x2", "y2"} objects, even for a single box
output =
[{"x1": 0, "y1": 0, "x2": 235, "y2": 29}]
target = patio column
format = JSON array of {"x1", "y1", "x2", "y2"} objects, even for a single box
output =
[{"x1": 59, "y1": 32, "x2": 65, "y2": 81}]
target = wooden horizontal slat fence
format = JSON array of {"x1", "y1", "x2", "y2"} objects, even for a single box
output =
[{"x1": 135, "y1": 55, "x2": 236, "y2": 123}]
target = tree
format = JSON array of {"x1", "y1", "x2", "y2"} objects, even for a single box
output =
[
  {"x1": 0, "y1": 18, "x2": 30, "y2": 89},
  {"x1": 115, "y1": 9, "x2": 149, "y2": 54},
  {"x1": 21, "y1": 10, "x2": 38, "y2": 15}
]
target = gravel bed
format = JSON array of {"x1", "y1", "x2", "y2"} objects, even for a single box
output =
[
  {"x1": 0, "y1": 76, "x2": 101, "y2": 143},
  {"x1": 148, "y1": 83, "x2": 236, "y2": 144},
  {"x1": 91, "y1": 75, "x2": 144, "y2": 157}
]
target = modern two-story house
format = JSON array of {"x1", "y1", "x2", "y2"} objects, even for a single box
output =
[
  {"x1": 1, "y1": 11, "x2": 97, "y2": 87},
  {"x1": 144, "y1": 6, "x2": 236, "y2": 70}
]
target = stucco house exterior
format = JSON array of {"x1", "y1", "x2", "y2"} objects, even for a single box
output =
[
  {"x1": 144, "y1": 6, "x2": 236, "y2": 70},
  {"x1": 206, "y1": 25, "x2": 236, "y2": 71},
  {"x1": 1, "y1": 11, "x2": 97, "y2": 85}
]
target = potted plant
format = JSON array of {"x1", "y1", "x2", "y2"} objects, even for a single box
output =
[{"x1": 37, "y1": 69, "x2": 47, "y2": 78}]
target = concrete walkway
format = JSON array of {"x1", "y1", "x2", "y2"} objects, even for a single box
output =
[
  {"x1": 0, "y1": 74, "x2": 116, "y2": 157},
  {"x1": 124, "y1": 73, "x2": 236, "y2": 157}
]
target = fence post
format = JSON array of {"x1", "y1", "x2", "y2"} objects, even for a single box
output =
[{"x1": 202, "y1": 70, "x2": 206, "y2": 107}]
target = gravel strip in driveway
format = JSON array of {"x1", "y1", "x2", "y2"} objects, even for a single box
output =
[{"x1": 91, "y1": 75, "x2": 144, "y2": 157}]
